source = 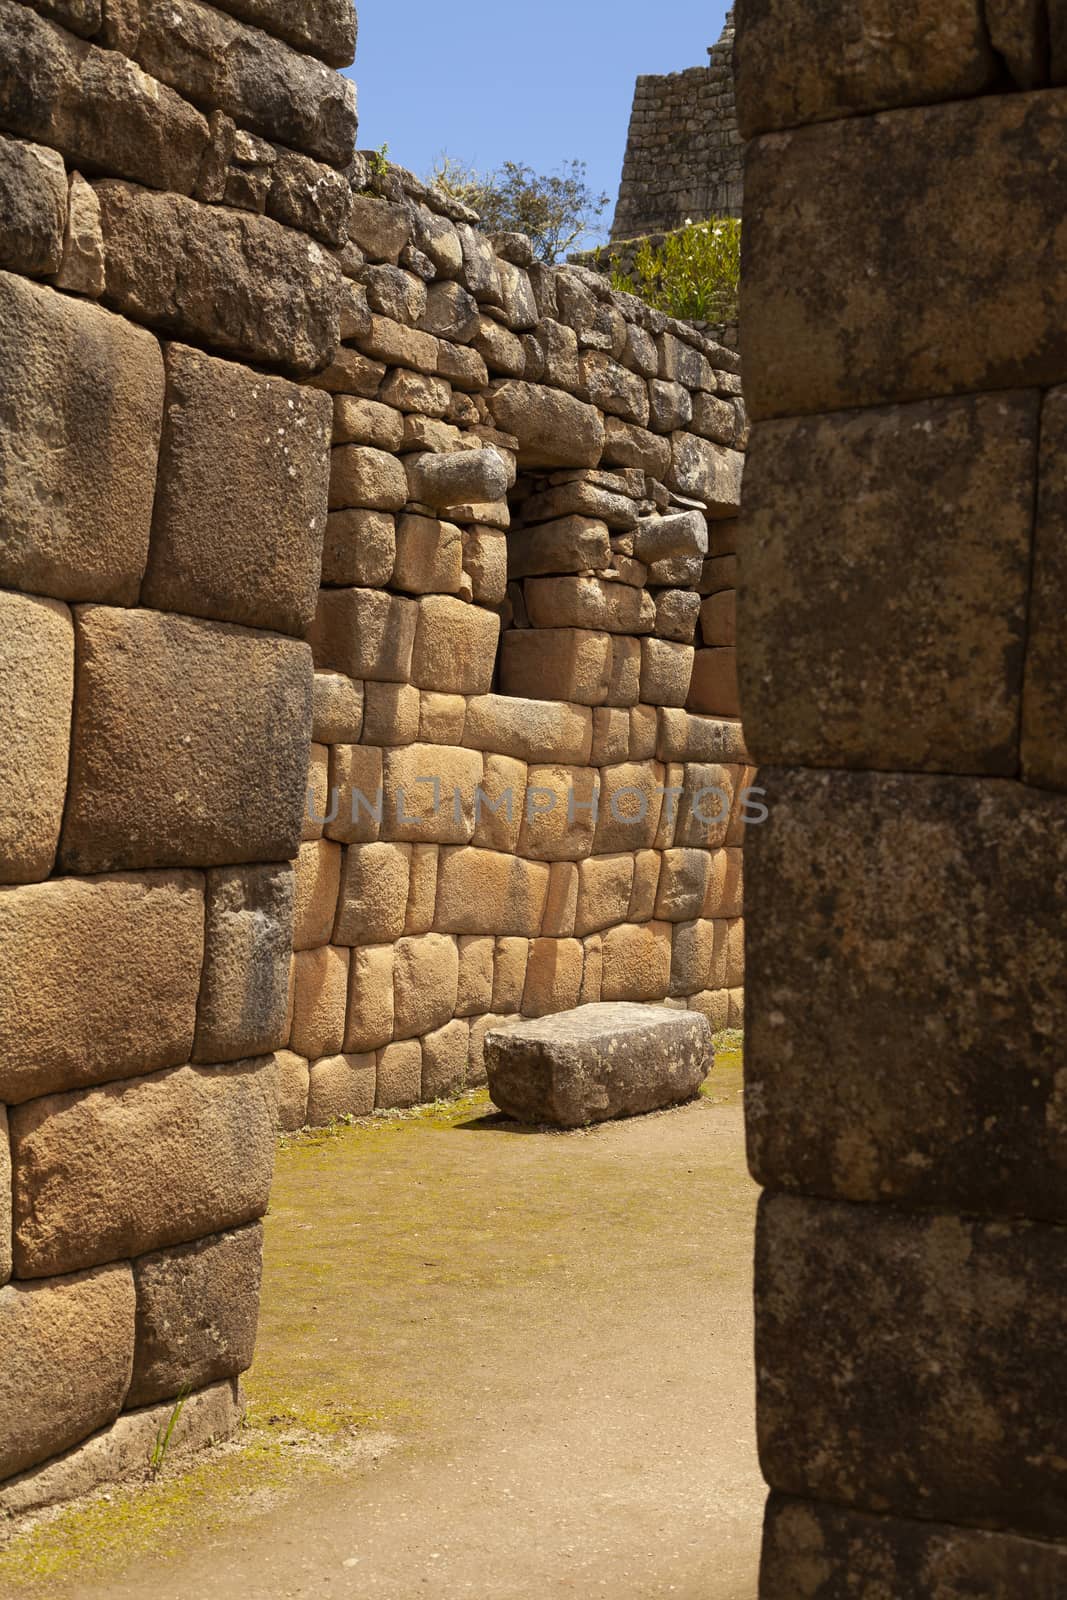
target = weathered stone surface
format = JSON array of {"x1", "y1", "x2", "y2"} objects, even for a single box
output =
[
  {"x1": 266, "y1": 147, "x2": 351, "y2": 247},
  {"x1": 363, "y1": 681, "x2": 420, "y2": 746},
  {"x1": 143, "y1": 345, "x2": 330, "y2": 635},
  {"x1": 600, "y1": 922, "x2": 673, "y2": 1002},
  {"x1": 382, "y1": 743, "x2": 482, "y2": 845},
  {"x1": 521, "y1": 480, "x2": 639, "y2": 531},
  {"x1": 524, "y1": 577, "x2": 655, "y2": 636},
  {"x1": 501, "y1": 629, "x2": 613, "y2": 707},
  {"x1": 343, "y1": 944, "x2": 394, "y2": 1054},
  {"x1": 420, "y1": 1019, "x2": 469, "y2": 1100},
  {"x1": 0, "y1": 1107, "x2": 9, "y2": 1287},
  {"x1": 324, "y1": 744, "x2": 382, "y2": 847},
  {"x1": 743, "y1": 93, "x2": 1067, "y2": 419},
  {"x1": 308, "y1": 1053, "x2": 376, "y2": 1125},
  {"x1": 733, "y1": 0, "x2": 995, "y2": 139},
  {"x1": 486, "y1": 1002, "x2": 709, "y2": 1128},
  {"x1": 23, "y1": 0, "x2": 101, "y2": 35},
  {"x1": 12, "y1": 1058, "x2": 277, "y2": 1278},
  {"x1": 488, "y1": 381, "x2": 605, "y2": 468},
  {"x1": 128, "y1": 1224, "x2": 262, "y2": 1407},
  {"x1": 290, "y1": 945, "x2": 348, "y2": 1059},
  {"x1": 404, "y1": 448, "x2": 509, "y2": 510},
  {"x1": 0, "y1": 1264, "x2": 135, "y2": 1481},
  {"x1": 633, "y1": 510, "x2": 707, "y2": 567},
  {"x1": 346, "y1": 195, "x2": 409, "y2": 265},
  {"x1": 574, "y1": 855, "x2": 635, "y2": 938},
  {"x1": 1023, "y1": 384, "x2": 1067, "y2": 790},
  {"x1": 640, "y1": 638, "x2": 694, "y2": 707},
  {"x1": 0, "y1": 871, "x2": 203, "y2": 1104},
  {"x1": 463, "y1": 695, "x2": 593, "y2": 765},
  {"x1": 391, "y1": 934, "x2": 460, "y2": 1040},
  {"x1": 374, "y1": 1040, "x2": 421, "y2": 1110},
  {"x1": 0, "y1": 134, "x2": 66, "y2": 276},
  {"x1": 333, "y1": 842, "x2": 411, "y2": 945},
  {"x1": 329, "y1": 444, "x2": 409, "y2": 512},
  {"x1": 405, "y1": 841, "x2": 438, "y2": 935},
  {"x1": 741, "y1": 394, "x2": 1036, "y2": 771},
  {"x1": 0, "y1": 271, "x2": 163, "y2": 604},
  {"x1": 193, "y1": 864, "x2": 293, "y2": 1064},
  {"x1": 759, "y1": 1495, "x2": 1067, "y2": 1599},
  {"x1": 60, "y1": 608, "x2": 311, "y2": 874},
  {"x1": 310, "y1": 587, "x2": 417, "y2": 683},
  {"x1": 310, "y1": 346, "x2": 385, "y2": 399},
  {"x1": 274, "y1": 1049, "x2": 310, "y2": 1133},
  {"x1": 747, "y1": 769, "x2": 1067, "y2": 1219},
  {"x1": 436, "y1": 847, "x2": 550, "y2": 938},
  {"x1": 601, "y1": 416, "x2": 671, "y2": 477},
  {"x1": 0, "y1": 593, "x2": 73, "y2": 885},
  {"x1": 292, "y1": 838, "x2": 341, "y2": 950},
  {"x1": 321, "y1": 507, "x2": 396, "y2": 588},
  {"x1": 0, "y1": 1380, "x2": 242, "y2": 1517},
  {"x1": 312, "y1": 673, "x2": 364, "y2": 745},
  {"x1": 393, "y1": 514, "x2": 463, "y2": 595},
  {"x1": 508, "y1": 516, "x2": 611, "y2": 579},
  {"x1": 592, "y1": 762, "x2": 665, "y2": 853},
  {"x1": 455, "y1": 936, "x2": 495, "y2": 1017},
  {"x1": 666, "y1": 433, "x2": 742, "y2": 516},
  {"x1": 518, "y1": 765, "x2": 600, "y2": 862},
  {"x1": 133, "y1": 0, "x2": 356, "y2": 166},
  {"x1": 757, "y1": 1193, "x2": 1067, "y2": 1538},
  {"x1": 410, "y1": 596, "x2": 500, "y2": 695},
  {"x1": 333, "y1": 396, "x2": 404, "y2": 452},
  {"x1": 95, "y1": 182, "x2": 341, "y2": 377},
  {"x1": 699, "y1": 590, "x2": 735, "y2": 648},
  {"x1": 209, "y1": 0, "x2": 356, "y2": 68},
  {"x1": 520, "y1": 938, "x2": 584, "y2": 1017},
  {"x1": 0, "y1": 3, "x2": 210, "y2": 193},
  {"x1": 656, "y1": 709, "x2": 747, "y2": 767},
  {"x1": 55, "y1": 169, "x2": 105, "y2": 296}
]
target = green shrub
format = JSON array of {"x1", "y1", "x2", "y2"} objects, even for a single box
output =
[{"x1": 611, "y1": 218, "x2": 741, "y2": 324}]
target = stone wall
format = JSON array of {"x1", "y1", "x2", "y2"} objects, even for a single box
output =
[
  {"x1": 278, "y1": 162, "x2": 750, "y2": 1130},
  {"x1": 0, "y1": 0, "x2": 354, "y2": 1513},
  {"x1": 611, "y1": 9, "x2": 743, "y2": 244},
  {"x1": 736, "y1": 0, "x2": 1067, "y2": 1590}
]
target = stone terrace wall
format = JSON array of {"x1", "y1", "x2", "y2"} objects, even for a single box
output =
[
  {"x1": 736, "y1": 0, "x2": 1067, "y2": 1591},
  {"x1": 0, "y1": 0, "x2": 356, "y2": 1513},
  {"x1": 276, "y1": 160, "x2": 750, "y2": 1130},
  {"x1": 611, "y1": 9, "x2": 743, "y2": 244}
]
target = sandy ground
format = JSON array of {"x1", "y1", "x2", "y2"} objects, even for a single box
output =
[{"x1": 12, "y1": 1063, "x2": 763, "y2": 1600}]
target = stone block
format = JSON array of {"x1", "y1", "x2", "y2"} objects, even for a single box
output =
[
  {"x1": 274, "y1": 1049, "x2": 310, "y2": 1132},
  {"x1": 579, "y1": 351, "x2": 650, "y2": 427},
  {"x1": 436, "y1": 848, "x2": 550, "y2": 937},
  {"x1": 675, "y1": 763, "x2": 736, "y2": 850},
  {"x1": 541, "y1": 861, "x2": 579, "y2": 938},
  {"x1": 321, "y1": 507, "x2": 395, "y2": 589},
  {"x1": 747, "y1": 769, "x2": 1067, "y2": 1219},
  {"x1": 329, "y1": 445, "x2": 408, "y2": 513},
  {"x1": 302, "y1": 744, "x2": 329, "y2": 843},
  {"x1": 601, "y1": 416, "x2": 671, "y2": 477},
  {"x1": 654, "y1": 849, "x2": 714, "y2": 923},
  {"x1": 380, "y1": 369, "x2": 451, "y2": 419},
  {"x1": 668, "y1": 919, "x2": 715, "y2": 998},
  {"x1": 307, "y1": 1052, "x2": 375, "y2": 1125},
  {"x1": 54, "y1": 168, "x2": 105, "y2": 297},
  {"x1": 464, "y1": 695, "x2": 593, "y2": 765},
  {"x1": 392, "y1": 934, "x2": 460, "y2": 1040},
  {"x1": 734, "y1": 0, "x2": 995, "y2": 139},
  {"x1": 655, "y1": 709, "x2": 748, "y2": 766},
  {"x1": 0, "y1": 1264, "x2": 135, "y2": 1481},
  {"x1": 741, "y1": 395, "x2": 1037, "y2": 770},
  {"x1": 574, "y1": 854, "x2": 635, "y2": 937},
  {"x1": 210, "y1": 0, "x2": 357, "y2": 68},
  {"x1": 592, "y1": 761, "x2": 665, "y2": 853},
  {"x1": 194, "y1": 864, "x2": 293, "y2": 1064},
  {"x1": 376, "y1": 1040, "x2": 422, "y2": 1110},
  {"x1": 0, "y1": 594, "x2": 73, "y2": 885},
  {"x1": 629, "y1": 850, "x2": 662, "y2": 923},
  {"x1": 640, "y1": 638, "x2": 694, "y2": 708},
  {"x1": 0, "y1": 272, "x2": 163, "y2": 605},
  {"x1": 333, "y1": 397, "x2": 404, "y2": 453},
  {"x1": 486, "y1": 1002, "x2": 710, "y2": 1128},
  {"x1": 290, "y1": 945, "x2": 348, "y2": 1059},
  {"x1": 364, "y1": 264, "x2": 427, "y2": 327},
  {"x1": 0, "y1": 3, "x2": 210, "y2": 193},
  {"x1": 325, "y1": 745, "x2": 382, "y2": 847},
  {"x1": 743, "y1": 93, "x2": 1067, "y2": 419},
  {"x1": 404, "y1": 448, "x2": 509, "y2": 510},
  {"x1": 312, "y1": 674, "x2": 365, "y2": 745},
  {"x1": 419, "y1": 692, "x2": 468, "y2": 745},
  {"x1": 1023, "y1": 383, "x2": 1067, "y2": 789},
  {"x1": 333, "y1": 842, "x2": 411, "y2": 946},
  {"x1": 508, "y1": 516, "x2": 612, "y2": 579},
  {"x1": 12, "y1": 1058, "x2": 277, "y2": 1278},
  {"x1": 471, "y1": 754, "x2": 526, "y2": 854},
  {"x1": 666, "y1": 433, "x2": 743, "y2": 517},
  {"x1": 127, "y1": 1224, "x2": 261, "y2": 1407},
  {"x1": 0, "y1": 1107, "x2": 9, "y2": 1287},
  {"x1": 421, "y1": 1019, "x2": 469, "y2": 1100},
  {"x1": 133, "y1": 0, "x2": 357, "y2": 166},
  {"x1": 500, "y1": 628, "x2": 613, "y2": 707},
  {"x1": 468, "y1": 1013, "x2": 507, "y2": 1087},
  {"x1": 579, "y1": 935, "x2": 603, "y2": 1004},
  {"x1": 309, "y1": 347, "x2": 385, "y2": 399},
  {"x1": 759, "y1": 1495, "x2": 1067, "y2": 1599},
  {"x1": 292, "y1": 839, "x2": 341, "y2": 951},
  {"x1": 463, "y1": 526, "x2": 508, "y2": 604},
  {"x1": 521, "y1": 938, "x2": 584, "y2": 1018},
  {"x1": 347, "y1": 196, "x2": 410, "y2": 264},
  {"x1": 492, "y1": 937, "x2": 530, "y2": 1012},
  {"x1": 600, "y1": 922, "x2": 672, "y2": 1003},
  {"x1": 362, "y1": 314, "x2": 440, "y2": 374},
  {"x1": 393, "y1": 514, "x2": 463, "y2": 595},
  {"x1": 518, "y1": 765, "x2": 600, "y2": 862},
  {"x1": 524, "y1": 576, "x2": 655, "y2": 636},
  {"x1": 521, "y1": 480, "x2": 639, "y2": 532},
  {"x1": 488, "y1": 380, "x2": 605, "y2": 468},
  {"x1": 757, "y1": 1193, "x2": 1067, "y2": 1538},
  {"x1": 143, "y1": 344, "x2": 330, "y2": 635},
  {"x1": 699, "y1": 591, "x2": 735, "y2": 648},
  {"x1": 310, "y1": 587, "x2": 417, "y2": 683},
  {"x1": 655, "y1": 590, "x2": 701, "y2": 645},
  {"x1": 363, "y1": 681, "x2": 421, "y2": 746},
  {"x1": 0, "y1": 871, "x2": 203, "y2": 1104},
  {"x1": 95, "y1": 182, "x2": 341, "y2": 377},
  {"x1": 590, "y1": 708, "x2": 631, "y2": 767},
  {"x1": 343, "y1": 944, "x2": 394, "y2": 1055},
  {"x1": 688, "y1": 649, "x2": 739, "y2": 719},
  {"x1": 456, "y1": 936, "x2": 495, "y2": 1018},
  {"x1": 59, "y1": 607, "x2": 311, "y2": 873},
  {"x1": 411, "y1": 596, "x2": 500, "y2": 695},
  {"x1": 383, "y1": 744, "x2": 482, "y2": 846},
  {"x1": 0, "y1": 134, "x2": 66, "y2": 277}
]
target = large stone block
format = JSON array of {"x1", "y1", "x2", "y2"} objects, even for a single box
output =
[
  {"x1": 292, "y1": 838, "x2": 341, "y2": 950},
  {"x1": 666, "y1": 434, "x2": 743, "y2": 517},
  {"x1": 593, "y1": 762, "x2": 665, "y2": 853},
  {"x1": 329, "y1": 445, "x2": 408, "y2": 512},
  {"x1": 142, "y1": 345, "x2": 331, "y2": 636},
  {"x1": 517, "y1": 765, "x2": 600, "y2": 862},
  {"x1": 0, "y1": 593, "x2": 73, "y2": 885},
  {"x1": 11, "y1": 1058, "x2": 278, "y2": 1278},
  {"x1": 127, "y1": 1224, "x2": 262, "y2": 1407},
  {"x1": 743, "y1": 92, "x2": 1067, "y2": 419},
  {"x1": 383, "y1": 744, "x2": 483, "y2": 845},
  {"x1": 747, "y1": 769, "x2": 1067, "y2": 1219},
  {"x1": 95, "y1": 182, "x2": 341, "y2": 377},
  {"x1": 487, "y1": 380, "x2": 605, "y2": 468},
  {"x1": 310, "y1": 587, "x2": 417, "y2": 683},
  {"x1": 59, "y1": 608, "x2": 312, "y2": 874},
  {"x1": 759, "y1": 1495, "x2": 1067, "y2": 1599},
  {"x1": 733, "y1": 0, "x2": 995, "y2": 139},
  {"x1": 333, "y1": 842, "x2": 411, "y2": 946},
  {"x1": 1023, "y1": 384, "x2": 1067, "y2": 789},
  {"x1": 344, "y1": 944, "x2": 394, "y2": 1053},
  {"x1": 0, "y1": 3, "x2": 210, "y2": 193},
  {"x1": 410, "y1": 596, "x2": 500, "y2": 695},
  {"x1": 421, "y1": 1019, "x2": 469, "y2": 1100},
  {"x1": 308, "y1": 1053, "x2": 375, "y2": 1124},
  {"x1": 486, "y1": 1003, "x2": 710, "y2": 1128},
  {"x1": 740, "y1": 394, "x2": 1037, "y2": 771},
  {"x1": 0, "y1": 271, "x2": 163, "y2": 604},
  {"x1": 600, "y1": 921, "x2": 672, "y2": 1002},
  {"x1": 326, "y1": 745, "x2": 383, "y2": 847},
  {"x1": 193, "y1": 864, "x2": 293, "y2": 1064},
  {"x1": 524, "y1": 576, "x2": 655, "y2": 636},
  {"x1": 208, "y1": 0, "x2": 356, "y2": 67},
  {"x1": 289, "y1": 945, "x2": 348, "y2": 1059},
  {"x1": 133, "y1": 0, "x2": 357, "y2": 166},
  {"x1": 375, "y1": 1040, "x2": 422, "y2": 1110},
  {"x1": 392, "y1": 934, "x2": 460, "y2": 1040},
  {"x1": 436, "y1": 847, "x2": 550, "y2": 937},
  {"x1": 757, "y1": 1193, "x2": 1067, "y2": 1538},
  {"x1": 520, "y1": 938, "x2": 584, "y2": 1018},
  {"x1": 463, "y1": 695, "x2": 593, "y2": 765},
  {"x1": 500, "y1": 628, "x2": 613, "y2": 706},
  {"x1": 0, "y1": 134, "x2": 66, "y2": 277},
  {"x1": 0, "y1": 1264, "x2": 135, "y2": 1482},
  {"x1": 274, "y1": 1049, "x2": 310, "y2": 1133},
  {"x1": 575, "y1": 854, "x2": 636, "y2": 937},
  {"x1": 0, "y1": 871, "x2": 203, "y2": 1104}
]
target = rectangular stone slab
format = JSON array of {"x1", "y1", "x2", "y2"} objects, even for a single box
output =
[{"x1": 485, "y1": 1002, "x2": 711, "y2": 1128}]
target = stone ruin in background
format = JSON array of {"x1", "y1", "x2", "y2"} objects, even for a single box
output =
[{"x1": 0, "y1": 0, "x2": 746, "y2": 1511}]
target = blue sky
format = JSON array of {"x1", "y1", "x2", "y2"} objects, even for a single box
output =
[{"x1": 346, "y1": 1, "x2": 730, "y2": 247}]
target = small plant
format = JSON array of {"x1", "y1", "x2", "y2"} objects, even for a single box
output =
[
  {"x1": 150, "y1": 1386, "x2": 191, "y2": 1476},
  {"x1": 612, "y1": 218, "x2": 741, "y2": 325},
  {"x1": 368, "y1": 142, "x2": 390, "y2": 180},
  {"x1": 426, "y1": 155, "x2": 609, "y2": 263}
]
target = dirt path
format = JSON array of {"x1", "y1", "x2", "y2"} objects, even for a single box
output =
[{"x1": 10, "y1": 1064, "x2": 763, "y2": 1600}]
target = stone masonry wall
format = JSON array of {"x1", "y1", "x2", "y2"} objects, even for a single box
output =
[
  {"x1": 611, "y1": 9, "x2": 743, "y2": 244},
  {"x1": 736, "y1": 0, "x2": 1067, "y2": 1590},
  {"x1": 278, "y1": 160, "x2": 750, "y2": 1131},
  {"x1": 0, "y1": 0, "x2": 355, "y2": 1514}
]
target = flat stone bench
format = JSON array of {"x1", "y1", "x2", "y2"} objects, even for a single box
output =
[{"x1": 484, "y1": 1003, "x2": 713, "y2": 1129}]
